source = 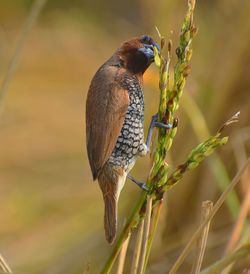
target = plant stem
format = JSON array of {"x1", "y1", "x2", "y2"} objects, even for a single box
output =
[
  {"x1": 143, "y1": 200, "x2": 163, "y2": 271},
  {"x1": 191, "y1": 200, "x2": 213, "y2": 274},
  {"x1": 116, "y1": 232, "x2": 131, "y2": 274},
  {"x1": 130, "y1": 220, "x2": 144, "y2": 274},
  {"x1": 138, "y1": 196, "x2": 152, "y2": 274}
]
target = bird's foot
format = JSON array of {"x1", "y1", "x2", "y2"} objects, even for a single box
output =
[
  {"x1": 145, "y1": 113, "x2": 173, "y2": 152},
  {"x1": 127, "y1": 174, "x2": 148, "y2": 191},
  {"x1": 151, "y1": 113, "x2": 173, "y2": 129}
]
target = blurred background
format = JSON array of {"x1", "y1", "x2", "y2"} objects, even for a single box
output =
[{"x1": 0, "y1": 0, "x2": 249, "y2": 273}]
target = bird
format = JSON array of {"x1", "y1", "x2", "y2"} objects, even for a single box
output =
[{"x1": 86, "y1": 35, "x2": 170, "y2": 244}]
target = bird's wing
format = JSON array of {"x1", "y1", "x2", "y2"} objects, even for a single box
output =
[{"x1": 86, "y1": 66, "x2": 129, "y2": 180}]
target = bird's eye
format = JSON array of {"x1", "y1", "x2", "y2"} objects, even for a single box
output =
[{"x1": 140, "y1": 35, "x2": 152, "y2": 44}]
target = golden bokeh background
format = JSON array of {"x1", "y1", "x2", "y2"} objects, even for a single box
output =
[{"x1": 0, "y1": 0, "x2": 249, "y2": 273}]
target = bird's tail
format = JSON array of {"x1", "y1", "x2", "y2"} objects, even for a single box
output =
[
  {"x1": 98, "y1": 163, "x2": 125, "y2": 244},
  {"x1": 103, "y1": 189, "x2": 117, "y2": 244}
]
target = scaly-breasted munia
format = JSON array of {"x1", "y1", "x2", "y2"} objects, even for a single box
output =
[{"x1": 86, "y1": 35, "x2": 167, "y2": 243}]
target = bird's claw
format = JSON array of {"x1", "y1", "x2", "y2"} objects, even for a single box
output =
[
  {"x1": 138, "y1": 182, "x2": 149, "y2": 191},
  {"x1": 152, "y1": 113, "x2": 172, "y2": 129},
  {"x1": 145, "y1": 113, "x2": 174, "y2": 153},
  {"x1": 154, "y1": 121, "x2": 172, "y2": 129}
]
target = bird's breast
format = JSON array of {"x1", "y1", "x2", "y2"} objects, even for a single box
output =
[{"x1": 109, "y1": 76, "x2": 145, "y2": 171}]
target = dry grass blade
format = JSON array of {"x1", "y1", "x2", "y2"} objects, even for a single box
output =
[
  {"x1": 199, "y1": 244, "x2": 250, "y2": 274},
  {"x1": 0, "y1": 254, "x2": 12, "y2": 273},
  {"x1": 116, "y1": 232, "x2": 131, "y2": 274},
  {"x1": 130, "y1": 220, "x2": 144, "y2": 274},
  {"x1": 191, "y1": 201, "x2": 213, "y2": 274},
  {"x1": 168, "y1": 158, "x2": 250, "y2": 274},
  {"x1": 0, "y1": 0, "x2": 47, "y2": 118},
  {"x1": 137, "y1": 196, "x2": 152, "y2": 274}
]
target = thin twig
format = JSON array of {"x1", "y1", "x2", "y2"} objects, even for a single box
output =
[
  {"x1": 169, "y1": 158, "x2": 250, "y2": 274},
  {"x1": 0, "y1": 0, "x2": 47, "y2": 118},
  {"x1": 0, "y1": 254, "x2": 12, "y2": 273},
  {"x1": 138, "y1": 196, "x2": 152, "y2": 274},
  {"x1": 199, "y1": 244, "x2": 250, "y2": 274},
  {"x1": 116, "y1": 232, "x2": 131, "y2": 274},
  {"x1": 191, "y1": 201, "x2": 213, "y2": 274},
  {"x1": 130, "y1": 220, "x2": 144, "y2": 274}
]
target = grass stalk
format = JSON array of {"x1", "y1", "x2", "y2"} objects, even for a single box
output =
[
  {"x1": 130, "y1": 220, "x2": 145, "y2": 274},
  {"x1": 0, "y1": 0, "x2": 47, "y2": 118},
  {"x1": 116, "y1": 232, "x2": 131, "y2": 274},
  {"x1": 143, "y1": 200, "x2": 163, "y2": 271},
  {"x1": 137, "y1": 196, "x2": 152, "y2": 274},
  {"x1": 168, "y1": 158, "x2": 250, "y2": 274},
  {"x1": 191, "y1": 200, "x2": 213, "y2": 274}
]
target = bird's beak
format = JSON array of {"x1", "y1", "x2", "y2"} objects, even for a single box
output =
[
  {"x1": 138, "y1": 42, "x2": 160, "y2": 62},
  {"x1": 138, "y1": 43, "x2": 160, "y2": 62}
]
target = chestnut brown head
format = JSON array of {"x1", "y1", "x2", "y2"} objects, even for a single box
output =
[{"x1": 117, "y1": 35, "x2": 160, "y2": 75}]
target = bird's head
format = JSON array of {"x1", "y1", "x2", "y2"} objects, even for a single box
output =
[{"x1": 117, "y1": 35, "x2": 160, "y2": 75}]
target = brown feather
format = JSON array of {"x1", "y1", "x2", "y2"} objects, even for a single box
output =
[
  {"x1": 97, "y1": 162, "x2": 124, "y2": 243},
  {"x1": 86, "y1": 65, "x2": 129, "y2": 180}
]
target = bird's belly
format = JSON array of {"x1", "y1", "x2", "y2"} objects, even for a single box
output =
[{"x1": 109, "y1": 112, "x2": 145, "y2": 172}]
